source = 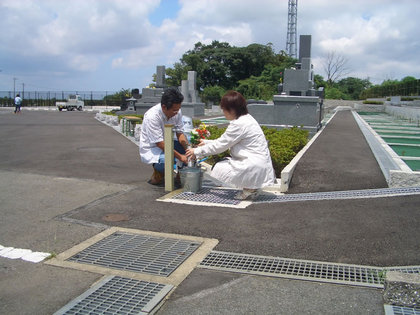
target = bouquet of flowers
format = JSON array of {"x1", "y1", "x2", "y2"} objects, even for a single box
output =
[{"x1": 190, "y1": 123, "x2": 210, "y2": 146}]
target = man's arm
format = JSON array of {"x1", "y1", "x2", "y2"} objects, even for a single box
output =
[
  {"x1": 176, "y1": 132, "x2": 189, "y2": 150},
  {"x1": 156, "y1": 139, "x2": 188, "y2": 164}
]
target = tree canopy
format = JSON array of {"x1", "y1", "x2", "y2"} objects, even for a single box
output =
[
  {"x1": 161, "y1": 41, "x2": 418, "y2": 101},
  {"x1": 165, "y1": 40, "x2": 296, "y2": 101}
]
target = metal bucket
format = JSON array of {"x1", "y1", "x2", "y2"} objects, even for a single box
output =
[{"x1": 179, "y1": 167, "x2": 204, "y2": 193}]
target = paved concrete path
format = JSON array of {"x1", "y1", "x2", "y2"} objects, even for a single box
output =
[
  {"x1": 288, "y1": 110, "x2": 388, "y2": 193},
  {"x1": 0, "y1": 108, "x2": 418, "y2": 314}
]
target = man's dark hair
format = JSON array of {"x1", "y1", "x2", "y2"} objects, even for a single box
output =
[
  {"x1": 161, "y1": 88, "x2": 184, "y2": 109},
  {"x1": 220, "y1": 90, "x2": 248, "y2": 118}
]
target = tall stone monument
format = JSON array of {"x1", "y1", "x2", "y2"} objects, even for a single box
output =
[
  {"x1": 248, "y1": 35, "x2": 324, "y2": 135},
  {"x1": 179, "y1": 71, "x2": 205, "y2": 117},
  {"x1": 134, "y1": 65, "x2": 166, "y2": 115},
  {"x1": 132, "y1": 67, "x2": 204, "y2": 117}
]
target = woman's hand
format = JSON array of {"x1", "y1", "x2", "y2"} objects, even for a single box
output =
[
  {"x1": 186, "y1": 148, "x2": 196, "y2": 160},
  {"x1": 198, "y1": 139, "x2": 205, "y2": 146}
]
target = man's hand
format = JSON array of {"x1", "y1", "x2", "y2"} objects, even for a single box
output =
[{"x1": 178, "y1": 154, "x2": 189, "y2": 164}]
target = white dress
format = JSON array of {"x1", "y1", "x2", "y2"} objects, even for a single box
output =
[{"x1": 194, "y1": 114, "x2": 276, "y2": 189}]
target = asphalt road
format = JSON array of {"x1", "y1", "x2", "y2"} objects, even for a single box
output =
[{"x1": 0, "y1": 108, "x2": 418, "y2": 314}]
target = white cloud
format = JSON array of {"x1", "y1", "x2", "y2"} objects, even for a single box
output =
[
  {"x1": 1, "y1": 0, "x2": 419, "y2": 90},
  {"x1": 69, "y1": 55, "x2": 100, "y2": 72},
  {"x1": 111, "y1": 41, "x2": 165, "y2": 69}
]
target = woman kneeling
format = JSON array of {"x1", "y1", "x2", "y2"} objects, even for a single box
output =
[{"x1": 186, "y1": 91, "x2": 276, "y2": 200}]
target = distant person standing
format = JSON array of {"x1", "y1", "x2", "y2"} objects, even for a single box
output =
[{"x1": 14, "y1": 94, "x2": 22, "y2": 114}]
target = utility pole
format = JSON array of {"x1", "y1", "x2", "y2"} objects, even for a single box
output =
[
  {"x1": 22, "y1": 83, "x2": 25, "y2": 99},
  {"x1": 286, "y1": 0, "x2": 298, "y2": 59},
  {"x1": 13, "y1": 77, "x2": 17, "y2": 97}
]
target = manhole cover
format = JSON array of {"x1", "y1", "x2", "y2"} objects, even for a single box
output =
[
  {"x1": 102, "y1": 213, "x2": 130, "y2": 222},
  {"x1": 67, "y1": 232, "x2": 202, "y2": 276}
]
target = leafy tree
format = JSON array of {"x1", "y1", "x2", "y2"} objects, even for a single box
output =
[
  {"x1": 236, "y1": 59, "x2": 296, "y2": 100},
  {"x1": 236, "y1": 77, "x2": 274, "y2": 100},
  {"x1": 324, "y1": 87, "x2": 346, "y2": 99},
  {"x1": 314, "y1": 74, "x2": 327, "y2": 89},
  {"x1": 400, "y1": 76, "x2": 417, "y2": 83},
  {"x1": 201, "y1": 85, "x2": 225, "y2": 104},
  {"x1": 336, "y1": 77, "x2": 372, "y2": 100},
  {"x1": 381, "y1": 79, "x2": 399, "y2": 86},
  {"x1": 166, "y1": 41, "x2": 280, "y2": 91},
  {"x1": 165, "y1": 62, "x2": 189, "y2": 87}
]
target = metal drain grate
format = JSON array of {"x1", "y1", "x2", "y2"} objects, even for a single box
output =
[
  {"x1": 54, "y1": 276, "x2": 172, "y2": 315},
  {"x1": 199, "y1": 251, "x2": 385, "y2": 288},
  {"x1": 172, "y1": 187, "x2": 242, "y2": 205},
  {"x1": 386, "y1": 266, "x2": 420, "y2": 274},
  {"x1": 67, "y1": 232, "x2": 201, "y2": 276},
  {"x1": 384, "y1": 305, "x2": 420, "y2": 315},
  {"x1": 255, "y1": 186, "x2": 420, "y2": 203}
]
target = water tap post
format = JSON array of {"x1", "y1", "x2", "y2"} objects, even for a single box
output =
[{"x1": 164, "y1": 124, "x2": 174, "y2": 191}]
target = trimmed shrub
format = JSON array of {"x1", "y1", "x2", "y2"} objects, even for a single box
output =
[{"x1": 362, "y1": 100, "x2": 383, "y2": 105}]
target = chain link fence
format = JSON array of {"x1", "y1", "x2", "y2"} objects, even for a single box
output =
[{"x1": 0, "y1": 91, "x2": 123, "y2": 107}]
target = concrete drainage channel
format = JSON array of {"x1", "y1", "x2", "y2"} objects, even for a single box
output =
[
  {"x1": 47, "y1": 227, "x2": 419, "y2": 314},
  {"x1": 159, "y1": 185, "x2": 420, "y2": 208},
  {"x1": 198, "y1": 251, "x2": 420, "y2": 288},
  {"x1": 198, "y1": 252, "x2": 420, "y2": 315}
]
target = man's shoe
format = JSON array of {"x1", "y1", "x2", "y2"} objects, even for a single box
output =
[{"x1": 148, "y1": 169, "x2": 163, "y2": 185}]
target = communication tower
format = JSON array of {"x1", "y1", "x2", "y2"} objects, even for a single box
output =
[{"x1": 286, "y1": 0, "x2": 298, "y2": 59}]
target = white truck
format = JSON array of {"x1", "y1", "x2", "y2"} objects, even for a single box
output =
[{"x1": 56, "y1": 94, "x2": 84, "y2": 111}]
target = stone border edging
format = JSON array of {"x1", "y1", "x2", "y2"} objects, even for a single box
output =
[{"x1": 352, "y1": 111, "x2": 420, "y2": 188}]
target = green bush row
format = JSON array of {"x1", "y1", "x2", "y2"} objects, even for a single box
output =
[{"x1": 362, "y1": 100, "x2": 384, "y2": 105}]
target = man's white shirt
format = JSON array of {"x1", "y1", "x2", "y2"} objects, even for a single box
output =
[{"x1": 139, "y1": 103, "x2": 184, "y2": 164}]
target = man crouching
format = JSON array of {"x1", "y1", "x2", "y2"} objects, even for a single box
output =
[{"x1": 139, "y1": 88, "x2": 189, "y2": 185}]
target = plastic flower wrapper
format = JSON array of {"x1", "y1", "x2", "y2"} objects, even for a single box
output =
[{"x1": 190, "y1": 123, "x2": 210, "y2": 146}]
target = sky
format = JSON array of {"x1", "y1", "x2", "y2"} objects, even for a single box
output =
[{"x1": 1, "y1": 0, "x2": 419, "y2": 93}]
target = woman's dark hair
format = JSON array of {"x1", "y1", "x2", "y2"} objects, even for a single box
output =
[
  {"x1": 161, "y1": 88, "x2": 184, "y2": 109},
  {"x1": 220, "y1": 90, "x2": 248, "y2": 118}
]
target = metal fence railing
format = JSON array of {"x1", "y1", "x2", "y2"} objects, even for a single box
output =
[
  {"x1": 0, "y1": 90, "x2": 123, "y2": 107},
  {"x1": 361, "y1": 79, "x2": 420, "y2": 99}
]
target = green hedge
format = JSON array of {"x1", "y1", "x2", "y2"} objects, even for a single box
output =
[
  {"x1": 362, "y1": 100, "x2": 384, "y2": 105},
  {"x1": 263, "y1": 126, "x2": 309, "y2": 177}
]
